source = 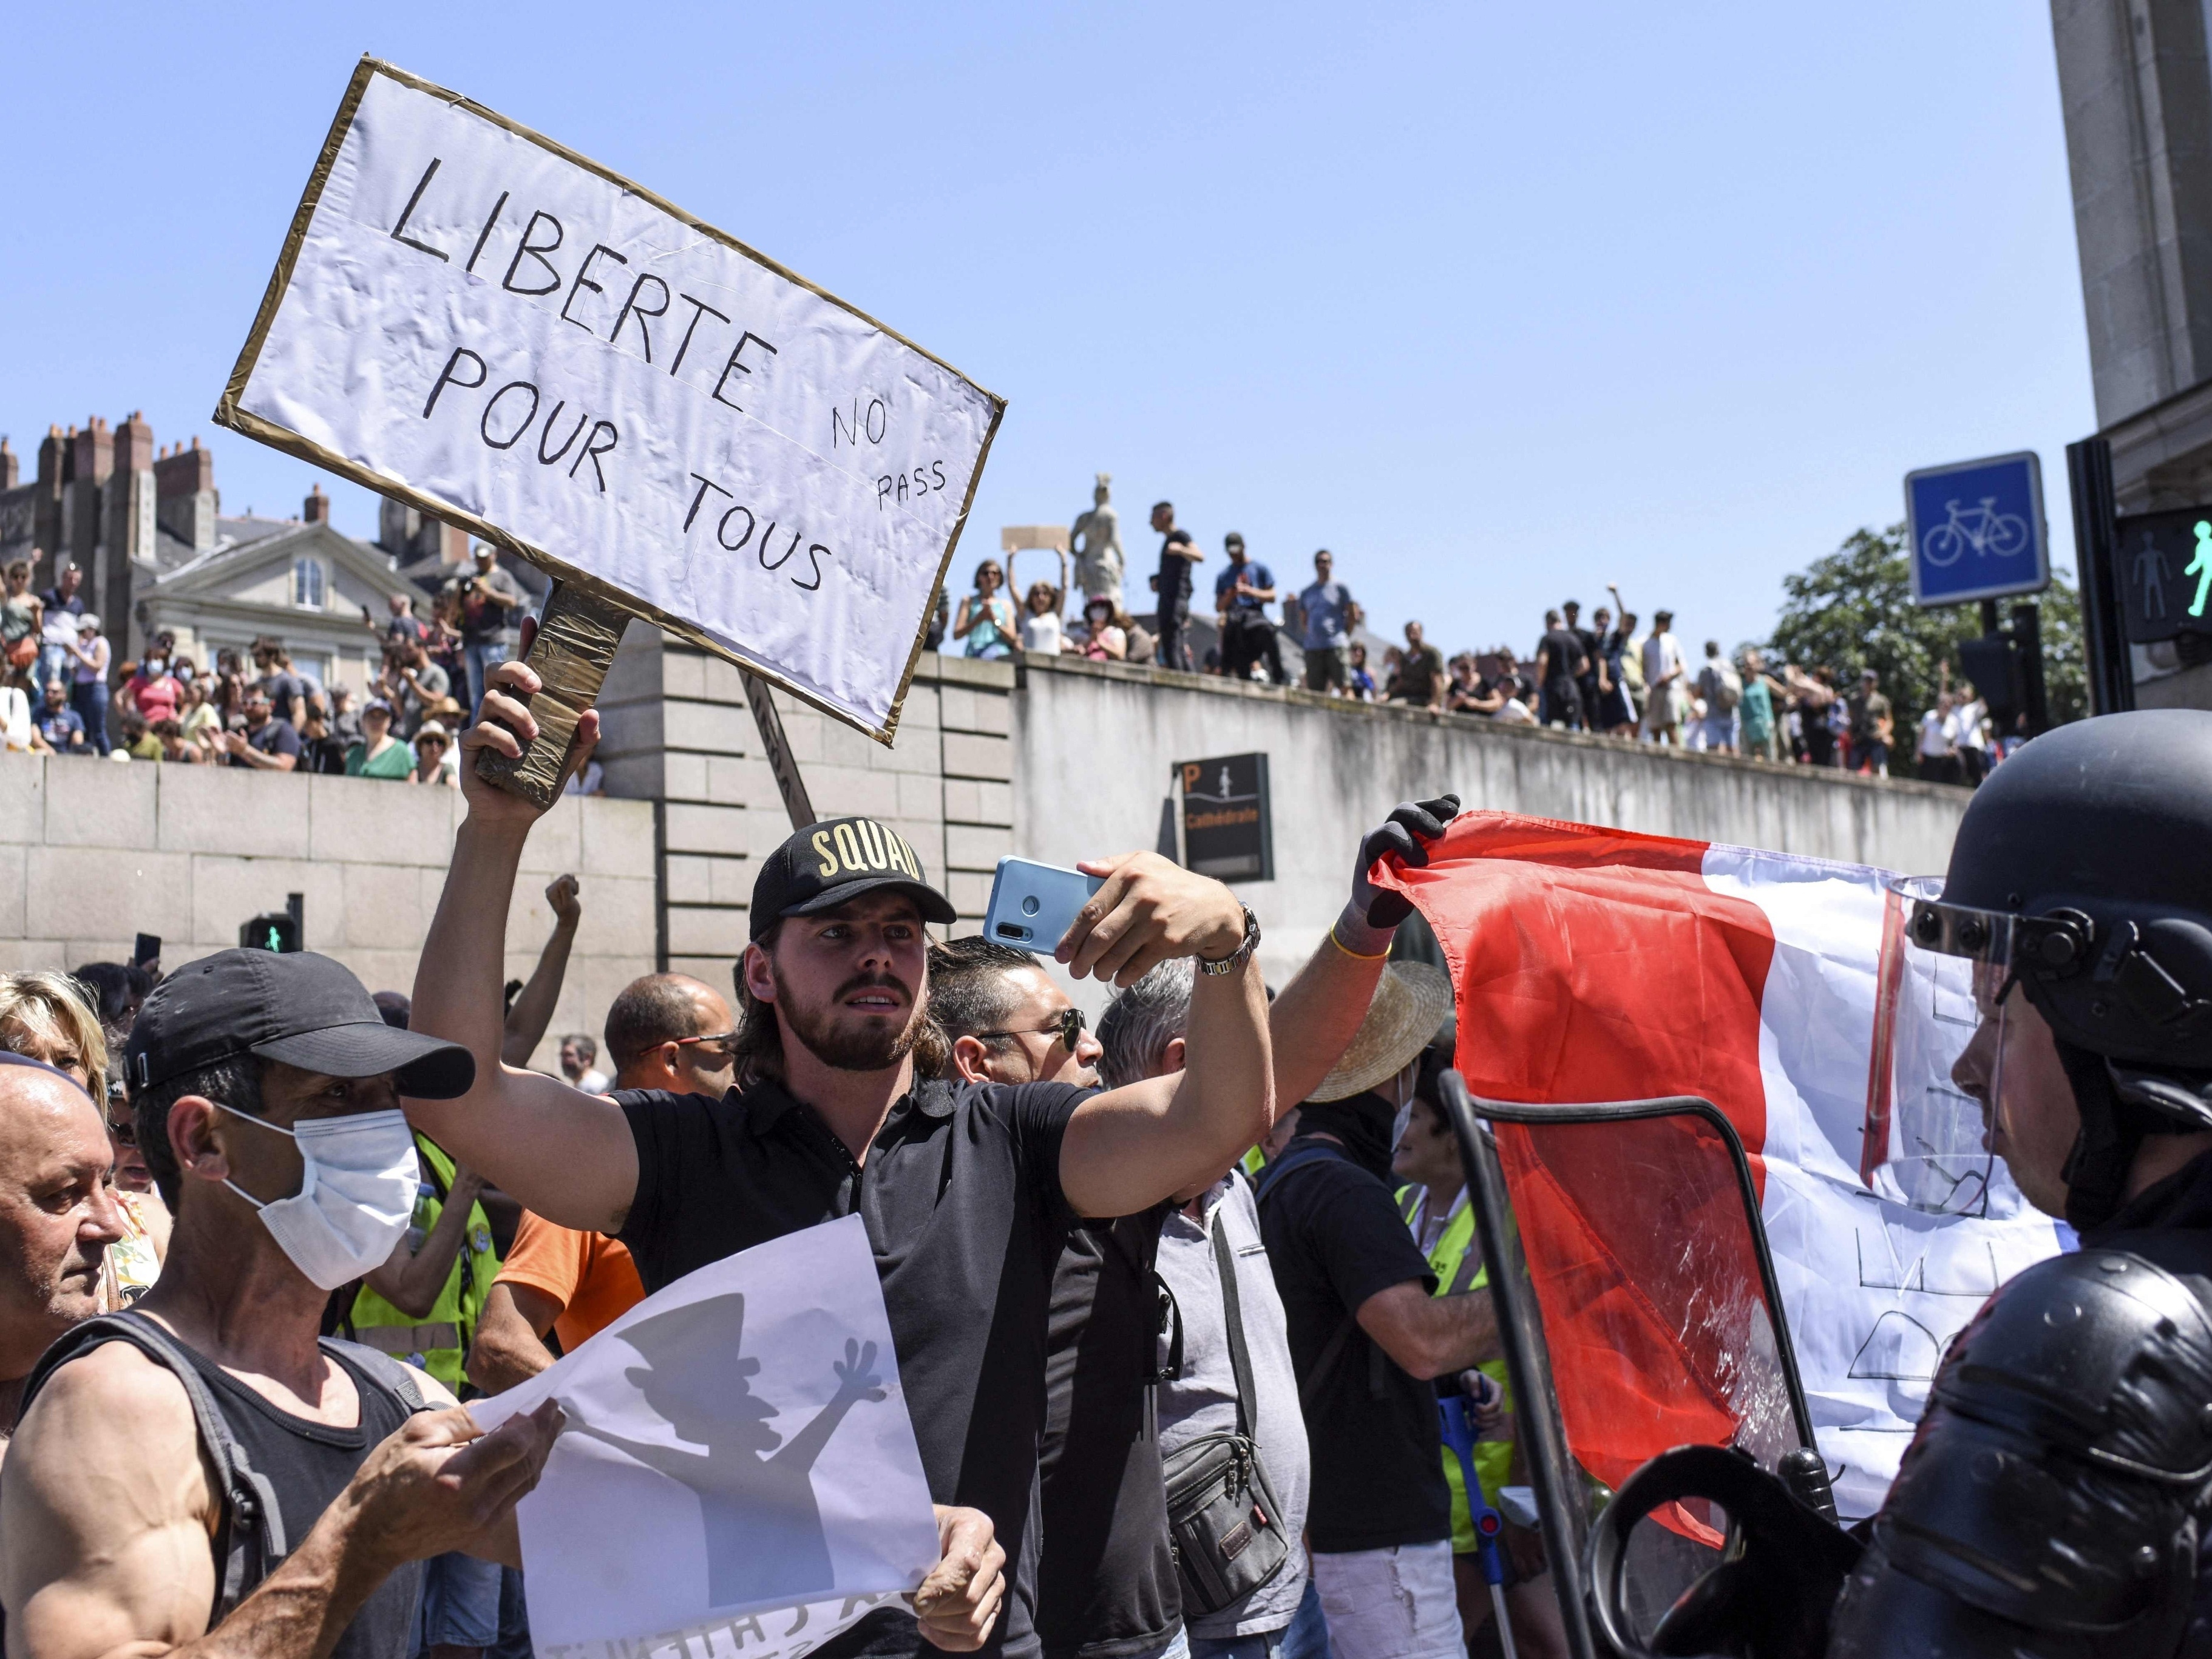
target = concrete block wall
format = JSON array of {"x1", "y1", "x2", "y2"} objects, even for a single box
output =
[
  {"x1": 1013, "y1": 653, "x2": 1975, "y2": 1009},
  {"x1": 594, "y1": 626, "x2": 1015, "y2": 983},
  {"x1": 0, "y1": 753, "x2": 658, "y2": 1072}
]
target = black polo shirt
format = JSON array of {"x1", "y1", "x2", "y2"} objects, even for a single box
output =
[
  {"x1": 1036, "y1": 1210, "x2": 1179, "y2": 1659},
  {"x1": 617, "y1": 1075, "x2": 1088, "y2": 1659}
]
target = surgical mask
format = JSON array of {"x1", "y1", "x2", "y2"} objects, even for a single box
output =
[
  {"x1": 1389, "y1": 1070, "x2": 1419, "y2": 1155},
  {"x1": 143, "y1": 657, "x2": 166, "y2": 676},
  {"x1": 217, "y1": 1103, "x2": 421, "y2": 1290}
]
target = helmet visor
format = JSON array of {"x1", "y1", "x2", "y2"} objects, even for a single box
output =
[{"x1": 1866, "y1": 877, "x2": 2003, "y2": 1216}]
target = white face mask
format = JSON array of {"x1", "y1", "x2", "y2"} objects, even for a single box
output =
[
  {"x1": 1389, "y1": 1066, "x2": 1420, "y2": 1155},
  {"x1": 217, "y1": 1104, "x2": 420, "y2": 1291}
]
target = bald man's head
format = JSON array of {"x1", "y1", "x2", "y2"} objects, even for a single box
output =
[
  {"x1": 0, "y1": 1062, "x2": 123, "y2": 1380},
  {"x1": 605, "y1": 974, "x2": 738, "y2": 1097}
]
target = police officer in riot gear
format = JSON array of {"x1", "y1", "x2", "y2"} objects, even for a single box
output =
[{"x1": 1825, "y1": 709, "x2": 2212, "y2": 1657}]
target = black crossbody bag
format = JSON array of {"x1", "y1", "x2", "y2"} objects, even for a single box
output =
[{"x1": 1161, "y1": 1207, "x2": 1292, "y2": 1616}]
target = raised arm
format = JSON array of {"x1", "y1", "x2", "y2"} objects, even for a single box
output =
[
  {"x1": 1056, "y1": 855, "x2": 1270, "y2": 1217},
  {"x1": 410, "y1": 650, "x2": 637, "y2": 1233},
  {"x1": 1272, "y1": 795, "x2": 1460, "y2": 1105},
  {"x1": 362, "y1": 1164, "x2": 486, "y2": 1319},
  {"x1": 502, "y1": 875, "x2": 581, "y2": 1068}
]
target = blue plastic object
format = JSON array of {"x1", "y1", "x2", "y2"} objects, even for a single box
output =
[{"x1": 1437, "y1": 1393, "x2": 1508, "y2": 1587}]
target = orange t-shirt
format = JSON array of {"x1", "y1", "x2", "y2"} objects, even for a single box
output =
[{"x1": 495, "y1": 1209, "x2": 645, "y2": 1352}]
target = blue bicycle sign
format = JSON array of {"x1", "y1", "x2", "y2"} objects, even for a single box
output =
[
  {"x1": 1920, "y1": 497, "x2": 2029, "y2": 566},
  {"x1": 1903, "y1": 452, "x2": 2050, "y2": 607}
]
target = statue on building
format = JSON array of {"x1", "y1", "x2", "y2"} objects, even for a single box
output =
[{"x1": 1070, "y1": 473, "x2": 1125, "y2": 609}]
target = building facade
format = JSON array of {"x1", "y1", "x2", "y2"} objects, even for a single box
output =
[{"x1": 0, "y1": 413, "x2": 540, "y2": 691}]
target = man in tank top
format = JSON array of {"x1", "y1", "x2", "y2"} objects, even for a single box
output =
[{"x1": 0, "y1": 950, "x2": 565, "y2": 1659}]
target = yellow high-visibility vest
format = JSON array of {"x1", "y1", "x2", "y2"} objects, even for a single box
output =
[{"x1": 1397, "y1": 1183, "x2": 1511, "y2": 1554}]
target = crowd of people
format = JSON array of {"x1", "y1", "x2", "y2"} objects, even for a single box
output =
[
  {"x1": 0, "y1": 546, "x2": 602, "y2": 794},
  {"x1": 0, "y1": 643, "x2": 1549, "y2": 1659},
  {"x1": 925, "y1": 511, "x2": 2004, "y2": 786}
]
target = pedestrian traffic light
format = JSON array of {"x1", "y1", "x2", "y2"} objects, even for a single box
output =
[
  {"x1": 238, "y1": 913, "x2": 299, "y2": 953},
  {"x1": 2111, "y1": 505, "x2": 2212, "y2": 652},
  {"x1": 239, "y1": 893, "x2": 305, "y2": 953}
]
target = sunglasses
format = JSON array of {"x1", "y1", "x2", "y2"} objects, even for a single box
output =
[
  {"x1": 672, "y1": 1031, "x2": 741, "y2": 1059},
  {"x1": 976, "y1": 1007, "x2": 1087, "y2": 1050}
]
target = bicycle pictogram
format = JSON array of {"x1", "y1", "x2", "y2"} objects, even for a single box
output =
[{"x1": 1920, "y1": 498, "x2": 2030, "y2": 568}]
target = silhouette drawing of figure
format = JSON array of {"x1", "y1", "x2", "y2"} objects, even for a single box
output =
[
  {"x1": 2135, "y1": 532, "x2": 2170, "y2": 619},
  {"x1": 2190, "y1": 521, "x2": 2212, "y2": 620},
  {"x1": 563, "y1": 1294, "x2": 887, "y2": 1610}
]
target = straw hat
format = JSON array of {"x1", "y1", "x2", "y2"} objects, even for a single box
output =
[{"x1": 1308, "y1": 961, "x2": 1455, "y2": 1102}]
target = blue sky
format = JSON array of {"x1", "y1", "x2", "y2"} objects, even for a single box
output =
[{"x1": 2, "y1": 2, "x2": 2091, "y2": 656}]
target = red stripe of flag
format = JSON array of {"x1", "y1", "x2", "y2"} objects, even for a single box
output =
[{"x1": 1376, "y1": 812, "x2": 1783, "y2": 1498}]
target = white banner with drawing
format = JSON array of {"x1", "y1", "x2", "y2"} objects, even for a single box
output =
[
  {"x1": 221, "y1": 60, "x2": 1000, "y2": 739},
  {"x1": 469, "y1": 1215, "x2": 940, "y2": 1659}
]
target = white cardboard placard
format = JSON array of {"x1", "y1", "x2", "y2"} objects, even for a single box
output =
[
  {"x1": 219, "y1": 58, "x2": 1002, "y2": 741},
  {"x1": 470, "y1": 1215, "x2": 941, "y2": 1659}
]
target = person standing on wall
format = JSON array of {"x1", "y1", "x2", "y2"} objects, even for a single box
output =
[{"x1": 1150, "y1": 502, "x2": 1204, "y2": 673}]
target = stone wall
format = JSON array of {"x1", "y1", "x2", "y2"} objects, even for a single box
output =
[
  {"x1": 0, "y1": 753, "x2": 657, "y2": 1071},
  {"x1": 1012, "y1": 653, "x2": 1973, "y2": 999},
  {"x1": 593, "y1": 626, "x2": 1016, "y2": 981}
]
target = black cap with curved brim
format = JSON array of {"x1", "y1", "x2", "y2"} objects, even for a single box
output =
[
  {"x1": 124, "y1": 949, "x2": 474, "y2": 1099},
  {"x1": 751, "y1": 817, "x2": 959, "y2": 941}
]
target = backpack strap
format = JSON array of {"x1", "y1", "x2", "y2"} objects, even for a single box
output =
[
  {"x1": 1251, "y1": 1139, "x2": 1348, "y2": 1203},
  {"x1": 19, "y1": 1312, "x2": 288, "y2": 1619},
  {"x1": 321, "y1": 1338, "x2": 430, "y2": 1414}
]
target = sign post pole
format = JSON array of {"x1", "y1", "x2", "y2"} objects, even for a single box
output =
[
  {"x1": 2065, "y1": 436, "x2": 2136, "y2": 716},
  {"x1": 740, "y1": 671, "x2": 818, "y2": 831}
]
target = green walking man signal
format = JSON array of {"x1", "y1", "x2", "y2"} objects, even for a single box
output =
[
  {"x1": 239, "y1": 892, "x2": 305, "y2": 953},
  {"x1": 2190, "y1": 521, "x2": 2212, "y2": 619}
]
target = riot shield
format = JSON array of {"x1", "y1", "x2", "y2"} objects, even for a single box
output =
[{"x1": 1440, "y1": 1073, "x2": 1825, "y2": 1659}]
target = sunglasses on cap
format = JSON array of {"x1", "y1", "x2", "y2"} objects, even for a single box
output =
[{"x1": 976, "y1": 1007, "x2": 1087, "y2": 1050}]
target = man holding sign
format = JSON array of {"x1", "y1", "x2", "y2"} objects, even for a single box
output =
[{"x1": 407, "y1": 653, "x2": 1433, "y2": 1658}]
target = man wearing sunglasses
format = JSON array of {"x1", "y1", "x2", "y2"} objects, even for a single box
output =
[{"x1": 1816, "y1": 711, "x2": 2212, "y2": 1655}]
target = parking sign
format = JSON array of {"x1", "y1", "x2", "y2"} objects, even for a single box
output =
[{"x1": 1903, "y1": 452, "x2": 2051, "y2": 608}]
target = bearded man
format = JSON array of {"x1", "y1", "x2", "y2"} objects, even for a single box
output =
[{"x1": 404, "y1": 653, "x2": 1328, "y2": 1659}]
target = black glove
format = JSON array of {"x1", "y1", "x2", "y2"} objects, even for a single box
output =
[{"x1": 1350, "y1": 793, "x2": 1461, "y2": 932}]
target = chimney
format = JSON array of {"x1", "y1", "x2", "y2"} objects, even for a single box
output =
[
  {"x1": 112, "y1": 410, "x2": 154, "y2": 476},
  {"x1": 71, "y1": 417, "x2": 114, "y2": 489},
  {"x1": 154, "y1": 434, "x2": 217, "y2": 554},
  {"x1": 33, "y1": 427, "x2": 63, "y2": 555},
  {"x1": 304, "y1": 483, "x2": 330, "y2": 524}
]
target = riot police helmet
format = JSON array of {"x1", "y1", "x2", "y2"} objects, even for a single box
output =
[{"x1": 1905, "y1": 711, "x2": 2212, "y2": 1221}]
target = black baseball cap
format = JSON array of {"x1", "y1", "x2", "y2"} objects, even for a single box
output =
[
  {"x1": 751, "y1": 817, "x2": 958, "y2": 940},
  {"x1": 124, "y1": 949, "x2": 475, "y2": 1099}
]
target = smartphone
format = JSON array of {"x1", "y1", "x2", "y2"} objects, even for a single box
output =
[
  {"x1": 983, "y1": 858, "x2": 1105, "y2": 949},
  {"x1": 132, "y1": 933, "x2": 161, "y2": 971}
]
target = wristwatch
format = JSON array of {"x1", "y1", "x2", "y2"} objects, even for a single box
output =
[{"x1": 1198, "y1": 904, "x2": 1262, "y2": 977}]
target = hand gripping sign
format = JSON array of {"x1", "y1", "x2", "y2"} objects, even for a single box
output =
[{"x1": 217, "y1": 58, "x2": 1003, "y2": 801}]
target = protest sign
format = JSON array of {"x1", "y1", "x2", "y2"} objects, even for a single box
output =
[
  {"x1": 216, "y1": 57, "x2": 1002, "y2": 751},
  {"x1": 470, "y1": 1215, "x2": 941, "y2": 1659}
]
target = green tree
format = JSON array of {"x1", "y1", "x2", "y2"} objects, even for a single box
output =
[{"x1": 1762, "y1": 523, "x2": 2086, "y2": 778}]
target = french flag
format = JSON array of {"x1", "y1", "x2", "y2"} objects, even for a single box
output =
[{"x1": 1376, "y1": 810, "x2": 2066, "y2": 1518}]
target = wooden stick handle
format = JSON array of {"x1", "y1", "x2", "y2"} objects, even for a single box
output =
[{"x1": 473, "y1": 581, "x2": 631, "y2": 809}]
